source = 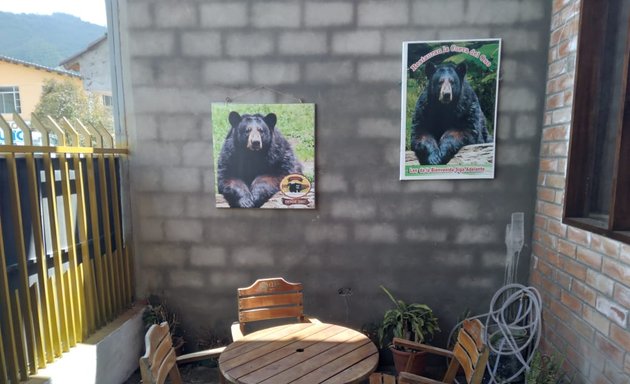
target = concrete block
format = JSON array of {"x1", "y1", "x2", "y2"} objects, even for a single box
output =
[
  {"x1": 252, "y1": 2, "x2": 301, "y2": 28},
  {"x1": 233, "y1": 246, "x2": 274, "y2": 266},
  {"x1": 143, "y1": 244, "x2": 188, "y2": 266},
  {"x1": 131, "y1": 167, "x2": 161, "y2": 192},
  {"x1": 181, "y1": 32, "x2": 222, "y2": 57},
  {"x1": 186, "y1": 195, "x2": 218, "y2": 218},
  {"x1": 152, "y1": 59, "x2": 201, "y2": 87},
  {"x1": 500, "y1": 29, "x2": 542, "y2": 53},
  {"x1": 204, "y1": 60, "x2": 249, "y2": 84},
  {"x1": 305, "y1": 2, "x2": 354, "y2": 27},
  {"x1": 499, "y1": 87, "x2": 538, "y2": 112},
  {"x1": 317, "y1": 173, "x2": 349, "y2": 193},
  {"x1": 252, "y1": 62, "x2": 300, "y2": 85},
  {"x1": 411, "y1": 0, "x2": 465, "y2": 26},
  {"x1": 126, "y1": 2, "x2": 153, "y2": 28},
  {"x1": 133, "y1": 114, "x2": 158, "y2": 140},
  {"x1": 191, "y1": 246, "x2": 227, "y2": 267},
  {"x1": 455, "y1": 224, "x2": 499, "y2": 244},
  {"x1": 162, "y1": 167, "x2": 202, "y2": 192},
  {"x1": 519, "y1": 2, "x2": 545, "y2": 21},
  {"x1": 497, "y1": 144, "x2": 535, "y2": 165},
  {"x1": 182, "y1": 142, "x2": 212, "y2": 166},
  {"x1": 209, "y1": 271, "x2": 251, "y2": 288},
  {"x1": 403, "y1": 227, "x2": 448, "y2": 242},
  {"x1": 330, "y1": 199, "x2": 378, "y2": 219},
  {"x1": 357, "y1": 118, "x2": 398, "y2": 138},
  {"x1": 169, "y1": 270, "x2": 205, "y2": 288},
  {"x1": 514, "y1": 114, "x2": 541, "y2": 139},
  {"x1": 384, "y1": 29, "x2": 437, "y2": 54},
  {"x1": 467, "y1": 0, "x2": 520, "y2": 24},
  {"x1": 139, "y1": 218, "x2": 164, "y2": 241},
  {"x1": 130, "y1": 60, "x2": 155, "y2": 85},
  {"x1": 201, "y1": 3, "x2": 248, "y2": 28},
  {"x1": 358, "y1": 60, "x2": 400, "y2": 82},
  {"x1": 432, "y1": 199, "x2": 478, "y2": 219},
  {"x1": 226, "y1": 33, "x2": 274, "y2": 57},
  {"x1": 155, "y1": 2, "x2": 198, "y2": 28},
  {"x1": 133, "y1": 87, "x2": 225, "y2": 114},
  {"x1": 437, "y1": 28, "x2": 491, "y2": 40},
  {"x1": 354, "y1": 223, "x2": 399, "y2": 243},
  {"x1": 279, "y1": 32, "x2": 328, "y2": 55},
  {"x1": 165, "y1": 219, "x2": 203, "y2": 242},
  {"x1": 304, "y1": 224, "x2": 349, "y2": 243},
  {"x1": 358, "y1": 1, "x2": 409, "y2": 26},
  {"x1": 138, "y1": 194, "x2": 185, "y2": 218},
  {"x1": 332, "y1": 31, "x2": 382, "y2": 55},
  {"x1": 129, "y1": 31, "x2": 175, "y2": 56},
  {"x1": 160, "y1": 115, "x2": 200, "y2": 142},
  {"x1": 305, "y1": 61, "x2": 354, "y2": 83},
  {"x1": 133, "y1": 141, "x2": 180, "y2": 166}
]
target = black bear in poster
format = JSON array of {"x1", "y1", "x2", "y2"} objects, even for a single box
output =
[
  {"x1": 217, "y1": 111, "x2": 302, "y2": 208},
  {"x1": 410, "y1": 62, "x2": 490, "y2": 165}
]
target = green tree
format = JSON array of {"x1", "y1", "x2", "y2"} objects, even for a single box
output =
[{"x1": 34, "y1": 79, "x2": 113, "y2": 136}]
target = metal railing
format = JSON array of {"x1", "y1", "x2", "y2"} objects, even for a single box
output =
[{"x1": 0, "y1": 113, "x2": 132, "y2": 382}]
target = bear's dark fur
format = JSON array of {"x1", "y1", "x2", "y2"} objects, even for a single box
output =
[
  {"x1": 411, "y1": 62, "x2": 490, "y2": 165},
  {"x1": 217, "y1": 111, "x2": 302, "y2": 208}
]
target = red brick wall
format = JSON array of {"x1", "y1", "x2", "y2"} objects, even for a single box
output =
[{"x1": 530, "y1": 1, "x2": 630, "y2": 383}]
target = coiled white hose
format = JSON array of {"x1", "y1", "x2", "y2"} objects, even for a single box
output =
[{"x1": 447, "y1": 284, "x2": 542, "y2": 384}]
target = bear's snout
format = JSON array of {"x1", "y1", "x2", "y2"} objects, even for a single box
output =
[
  {"x1": 247, "y1": 129, "x2": 263, "y2": 151},
  {"x1": 439, "y1": 80, "x2": 453, "y2": 104}
]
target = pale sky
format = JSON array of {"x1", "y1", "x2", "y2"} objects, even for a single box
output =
[{"x1": 0, "y1": 0, "x2": 107, "y2": 26}]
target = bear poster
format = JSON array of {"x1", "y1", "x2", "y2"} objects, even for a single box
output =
[
  {"x1": 400, "y1": 39, "x2": 501, "y2": 180},
  {"x1": 211, "y1": 103, "x2": 315, "y2": 209}
]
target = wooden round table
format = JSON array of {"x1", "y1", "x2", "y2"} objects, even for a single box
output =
[{"x1": 219, "y1": 322, "x2": 379, "y2": 384}]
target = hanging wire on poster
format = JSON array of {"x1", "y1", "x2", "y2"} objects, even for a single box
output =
[{"x1": 225, "y1": 86, "x2": 304, "y2": 104}]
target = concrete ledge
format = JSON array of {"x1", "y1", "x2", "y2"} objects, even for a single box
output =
[{"x1": 28, "y1": 304, "x2": 144, "y2": 384}]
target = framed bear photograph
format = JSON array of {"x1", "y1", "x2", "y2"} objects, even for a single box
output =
[
  {"x1": 211, "y1": 103, "x2": 316, "y2": 209},
  {"x1": 400, "y1": 38, "x2": 501, "y2": 180}
]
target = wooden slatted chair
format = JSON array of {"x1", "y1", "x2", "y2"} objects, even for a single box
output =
[
  {"x1": 395, "y1": 319, "x2": 489, "y2": 384},
  {"x1": 370, "y1": 372, "x2": 399, "y2": 383},
  {"x1": 140, "y1": 322, "x2": 226, "y2": 384},
  {"x1": 231, "y1": 277, "x2": 319, "y2": 341}
]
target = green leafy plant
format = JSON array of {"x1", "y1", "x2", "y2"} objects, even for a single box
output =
[
  {"x1": 526, "y1": 350, "x2": 572, "y2": 384},
  {"x1": 142, "y1": 295, "x2": 183, "y2": 341},
  {"x1": 377, "y1": 286, "x2": 439, "y2": 348}
]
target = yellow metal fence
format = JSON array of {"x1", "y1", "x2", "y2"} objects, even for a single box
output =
[{"x1": 0, "y1": 113, "x2": 132, "y2": 383}]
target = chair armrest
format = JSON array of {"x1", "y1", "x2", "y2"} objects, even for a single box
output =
[
  {"x1": 399, "y1": 372, "x2": 447, "y2": 384},
  {"x1": 231, "y1": 322, "x2": 244, "y2": 341},
  {"x1": 176, "y1": 346, "x2": 225, "y2": 364},
  {"x1": 305, "y1": 316, "x2": 321, "y2": 324},
  {"x1": 392, "y1": 338, "x2": 454, "y2": 358}
]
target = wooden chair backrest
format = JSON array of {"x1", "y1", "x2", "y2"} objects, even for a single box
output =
[
  {"x1": 444, "y1": 319, "x2": 489, "y2": 384},
  {"x1": 139, "y1": 322, "x2": 183, "y2": 384},
  {"x1": 237, "y1": 277, "x2": 305, "y2": 334}
]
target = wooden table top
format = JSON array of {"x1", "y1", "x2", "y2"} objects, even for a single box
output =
[{"x1": 219, "y1": 322, "x2": 379, "y2": 384}]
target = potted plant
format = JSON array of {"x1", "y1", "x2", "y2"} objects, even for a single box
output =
[
  {"x1": 142, "y1": 294, "x2": 185, "y2": 355},
  {"x1": 377, "y1": 286, "x2": 439, "y2": 375}
]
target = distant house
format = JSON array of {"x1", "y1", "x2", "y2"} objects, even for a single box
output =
[
  {"x1": 60, "y1": 34, "x2": 112, "y2": 107},
  {"x1": 0, "y1": 55, "x2": 82, "y2": 120}
]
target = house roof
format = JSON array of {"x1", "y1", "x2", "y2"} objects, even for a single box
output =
[
  {"x1": 59, "y1": 34, "x2": 107, "y2": 68},
  {"x1": 0, "y1": 55, "x2": 81, "y2": 78}
]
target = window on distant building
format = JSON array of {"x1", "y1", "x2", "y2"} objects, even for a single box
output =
[
  {"x1": 102, "y1": 94, "x2": 112, "y2": 107},
  {"x1": 564, "y1": 0, "x2": 630, "y2": 243},
  {"x1": 0, "y1": 86, "x2": 22, "y2": 114}
]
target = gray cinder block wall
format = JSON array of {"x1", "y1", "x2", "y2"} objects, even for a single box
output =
[{"x1": 120, "y1": 0, "x2": 551, "y2": 343}]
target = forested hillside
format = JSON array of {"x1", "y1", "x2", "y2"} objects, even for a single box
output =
[{"x1": 0, "y1": 12, "x2": 106, "y2": 68}]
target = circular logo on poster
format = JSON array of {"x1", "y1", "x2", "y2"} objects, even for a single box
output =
[{"x1": 280, "y1": 174, "x2": 311, "y2": 198}]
